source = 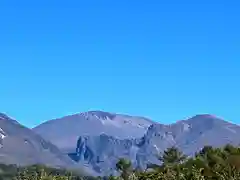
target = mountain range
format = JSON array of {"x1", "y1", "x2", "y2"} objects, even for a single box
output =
[{"x1": 0, "y1": 111, "x2": 240, "y2": 176}]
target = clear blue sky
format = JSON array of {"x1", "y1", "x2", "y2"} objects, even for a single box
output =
[{"x1": 0, "y1": 0, "x2": 239, "y2": 127}]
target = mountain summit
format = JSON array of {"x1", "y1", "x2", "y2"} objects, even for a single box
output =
[{"x1": 33, "y1": 110, "x2": 153, "y2": 150}]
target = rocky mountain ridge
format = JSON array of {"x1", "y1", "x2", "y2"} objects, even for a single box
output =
[{"x1": 62, "y1": 113, "x2": 240, "y2": 175}]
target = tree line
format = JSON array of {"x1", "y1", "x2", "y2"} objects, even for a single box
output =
[{"x1": 1, "y1": 144, "x2": 240, "y2": 179}]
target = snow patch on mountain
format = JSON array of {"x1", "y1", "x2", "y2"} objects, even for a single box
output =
[{"x1": 0, "y1": 128, "x2": 6, "y2": 139}]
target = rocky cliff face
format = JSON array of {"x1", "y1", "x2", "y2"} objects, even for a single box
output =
[{"x1": 68, "y1": 134, "x2": 137, "y2": 175}]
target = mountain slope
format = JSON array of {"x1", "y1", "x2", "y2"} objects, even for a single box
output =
[
  {"x1": 0, "y1": 113, "x2": 75, "y2": 168},
  {"x1": 134, "y1": 114, "x2": 240, "y2": 168},
  {"x1": 33, "y1": 110, "x2": 153, "y2": 150}
]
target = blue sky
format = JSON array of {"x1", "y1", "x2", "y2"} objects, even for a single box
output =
[{"x1": 0, "y1": 0, "x2": 239, "y2": 127}]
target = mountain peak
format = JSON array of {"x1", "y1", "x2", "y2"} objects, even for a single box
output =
[
  {"x1": 33, "y1": 111, "x2": 153, "y2": 149},
  {"x1": 79, "y1": 110, "x2": 116, "y2": 120},
  {"x1": 0, "y1": 113, "x2": 20, "y2": 125},
  {"x1": 191, "y1": 114, "x2": 218, "y2": 119},
  {"x1": 0, "y1": 113, "x2": 9, "y2": 119},
  {"x1": 187, "y1": 114, "x2": 226, "y2": 124}
]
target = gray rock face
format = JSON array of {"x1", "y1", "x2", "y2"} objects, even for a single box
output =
[
  {"x1": 66, "y1": 114, "x2": 240, "y2": 175},
  {"x1": 33, "y1": 111, "x2": 153, "y2": 150},
  {"x1": 68, "y1": 134, "x2": 137, "y2": 175}
]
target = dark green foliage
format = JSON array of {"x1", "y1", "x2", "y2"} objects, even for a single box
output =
[
  {"x1": 1, "y1": 145, "x2": 240, "y2": 179},
  {"x1": 0, "y1": 164, "x2": 97, "y2": 180},
  {"x1": 115, "y1": 145, "x2": 240, "y2": 180},
  {"x1": 116, "y1": 158, "x2": 132, "y2": 180}
]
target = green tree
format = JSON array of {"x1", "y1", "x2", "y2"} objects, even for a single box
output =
[{"x1": 116, "y1": 158, "x2": 132, "y2": 180}]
